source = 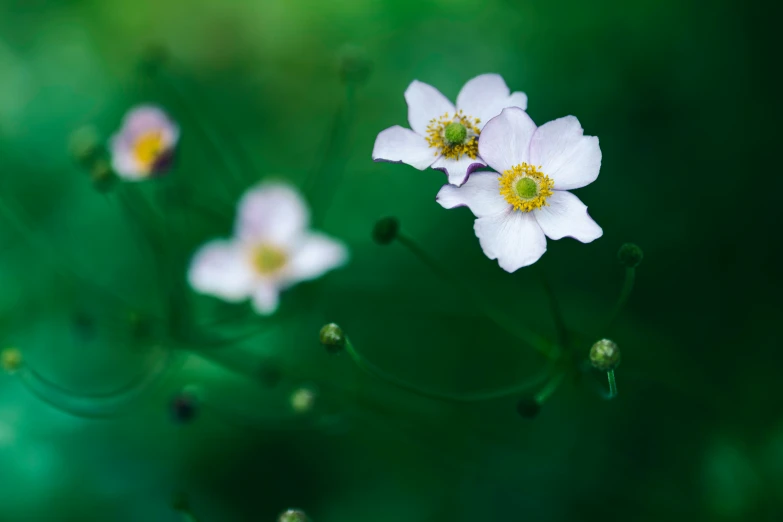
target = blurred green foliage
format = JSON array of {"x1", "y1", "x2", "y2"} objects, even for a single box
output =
[{"x1": 1, "y1": 0, "x2": 781, "y2": 521}]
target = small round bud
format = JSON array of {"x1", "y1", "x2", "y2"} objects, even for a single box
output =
[
  {"x1": 90, "y1": 159, "x2": 117, "y2": 193},
  {"x1": 516, "y1": 398, "x2": 541, "y2": 419},
  {"x1": 170, "y1": 390, "x2": 200, "y2": 424},
  {"x1": 278, "y1": 509, "x2": 310, "y2": 522},
  {"x1": 617, "y1": 243, "x2": 643, "y2": 268},
  {"x1": 444, "y1": 122, "x2": 467, "y2": 144},
  {"x1": 69, "y1": 125, "x2": 102, "y2": 166},
  {"x1": 338, "y1": 44, "x2": 372, "y2": 86},
  {"x1": 319, "y1": 323, "x2": 345, "y2": 354},
  {"x1": 372, "y1": 216, "x2": 399, "y2": 245},
  {"x1": 590, "y1": 339, "x2": 621, "y2": 371},
  {"x1": 1, "y1": 347, "x2": 23, "y2": 374},
  {"x1": 290, "y1": 387, "x2": 317, "y2": 414}
]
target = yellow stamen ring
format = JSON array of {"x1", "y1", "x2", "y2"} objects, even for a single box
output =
[
  {"x1": 133, "y1": 130, "x2": 167, "y2": 173},
  {"x1": 425, "y1": 110, "x2": 481, "y2": 160},
  {"x1": 499, "y1": 163, "x2": 554, "y2": 212},
  {"x1": 252, "y1": 244, "x2": 288, "y2": 275}
]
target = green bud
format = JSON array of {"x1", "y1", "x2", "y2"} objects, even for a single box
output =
[
  {"x1": 516, "y1": 398, "x2": 541, "y2": 419},
  {"x1": 69, "y1": 125, "x2": 101, "y2": 166},
  {"x1": 90, "y1": 159, "x2": 117, "y2": 193},
  {"x1": 1, "y1": 347, "x2": 23, "y2": 374},
  {"x1": 319, "y1": 323, "x2": 345, "y2": 354},
  {"x1": 278, "y1": 509, "x2": 310, "y2": 522},
  {"x1": 444, "y1": 122, "x2": 467, "y2": 144},
  {"x1": 372, "y1": 216, "x2": 399, "y2": 245},
  {"x1": 590, "y1": 339, "x2": 621, "y2": 371},
  {"x1": 618, "y1": 243, "x2": 643, "y2": 268}
]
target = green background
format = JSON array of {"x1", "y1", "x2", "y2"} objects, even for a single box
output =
[{"x1": 0, "y1": 0, "x2": 780, "y2": 520}]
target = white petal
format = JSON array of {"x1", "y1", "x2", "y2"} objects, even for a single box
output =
[
  {"x1": 431, "y1": 155, "x2": 486, "y2": 186},
  {"x1": 436, "y1": 172, "x2": 508, "y2": 218},
  {"x1": 456, "y1": 74, "x2": 529, "y2": 128},
  {"x1": 235, "y1": 183, "x2": 309, "y2": 245},
  {"x1": 252, "y1": 284, "x2": 280, "y2": 315},
  {"x1": 534, "y1": 190, "x2": 602, "y2": 243},
  {"x1": 110, "y1": 146, "x2": 144, "y2": 179},
  {"x1": 404, "y1": 80, "x2": 456, "y2": 136},
  {"x1": 507, "y1": 91, "x2": 528, "y2": 112},
  {"x1": 529, "y1": 116, "x2": 601, "y2": 190},
  {"x1": 474, "y1": 209, "x2": 547, "y2": 272},
  {"x1": 286, "y1": 233, "x2": 349, "y2": 283},
  {"x1": 372, "y1": 126, "x2": 437, "y2": 170},
  {"x1": 477, "y1": 107, "x2": 537, "y2": 173},
  {"x1": 188, "y1": 240, "x2": 255, "y2": 301}
]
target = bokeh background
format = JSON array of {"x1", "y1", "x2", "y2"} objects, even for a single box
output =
[{"x1": 1, "y1": 0, "x2": 781, "y2": 520}]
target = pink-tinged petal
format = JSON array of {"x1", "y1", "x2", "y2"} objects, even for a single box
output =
[
  {"x1": 474, "y1": 209, "x2": 547, "y2": 272},
  {"x1": 431, "y1": 155, "x2": 486, "y2": 186},
  {"x1": 478, "y1": 107, "x2": 537, "y2": 173},
  {"x1": 534, "y1": 190, "x2": 603, "y2": 243},
  {"x1": 436, "y1": 172, "x2": 508, "y2": 218},
  {"x1": 110, "y1": 148, "x2": 145, "y2": 180},
  {"x1": 372, "y1": 126, "x2": 438, "y2": 170},
  {"x1": 529, "y1": 116, "x2": 601, "y2": 190},
  {"x1": 188, "y1": 240, "x2": 255, "y2": 301},
  {"x1": 235, "y1": 183, "x2": 309, "y2": 245},
  {"x1": 110, "y1": 105, "x2": 179, "y2": 179},
  {"x1": 456, "y1": 74, "x2": 529, "y2": 129},
  {"x1": 252, "y1": 283, "x2": 280, "y2": 315},
  {"x1": 405, "y1": 80, "x2": 456, "y2": 136},
  {"x1": 286, "y1": 233, "x2": 348, "y2": 284}
]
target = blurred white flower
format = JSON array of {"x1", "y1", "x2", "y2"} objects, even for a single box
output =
[
  {"x1": 372, "y1": 74, "x2": 527, "y2": 186},
  {"x1": 109, "y1": 105, "x2": 179, "y2": 180},
  {"x1": 188, "y1": 183, "x2": 348, "y2": 315},
  {"x1": 437, "y1": 107, "x2": 602, "y2": 272}
]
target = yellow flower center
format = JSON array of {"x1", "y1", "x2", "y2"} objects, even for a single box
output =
[
  {"x1": 252, "y1": 244, "x2": 288, "y2": 275},
  {"x1": 133, "y1": 130, "x2": 167, "y2": 172},
  {"x1": 499, "y1": 163, "x2": 554, "y2": 212},
  {"x1": 425, "y1": 110, "x2": 481, "y2": 160}
]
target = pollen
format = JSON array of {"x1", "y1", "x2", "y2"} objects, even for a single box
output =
[
  {"x1": 133, "y1": 130, "x2": 167, "y2": 172},
  {"x1": 425, "y1": 110, "x2": 481, "y2": 160},
  {"x1": 252, "y1": 244, "x2": 288, "y2": 275},
  {"x1": 499, "y1": 163, "x2": 554, "y2": 212}
]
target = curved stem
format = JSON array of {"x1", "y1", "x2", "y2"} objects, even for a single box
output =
[
  {"x1": 395, "y1": 231, "x2": 554, "y2": 359},
  {"x1": 606, "y1": 370, "x2": 618, "y2": 399},
  {"x1": 343, "y1": 338, "x2": 549, "y2": 403},
  {"x1": 538, "y1": 268, "x2": 569, "y2": 350},
  {"x1": 604, "y1": 267, "x2": 636, "y2": 333},
  {"x1": 534, "y1": 368, "x2": 568, "y2": 404}
]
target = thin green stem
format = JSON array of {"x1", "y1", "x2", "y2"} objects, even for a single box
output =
[
  {"x1": 604, "y1": 267, "x2": 636, "y2": 333},
  {"x1": 343, "y1": 338, "x2": 549, "y2": 402},
  {"x1": 538, "y1": 268, "x2": 569, "y2": 350},
  {"x1": 534, "y1": 367, "x2": 568, "y2": 404},
  {"x1": 395, "y1": 231, "x2": 554, "y2": 359},
  {"x1": 606, "y1": 369, "x2": 618, "y2": 399},
  {"x1": 157, "y1": 72, "x2": 246, "y2": 189}
]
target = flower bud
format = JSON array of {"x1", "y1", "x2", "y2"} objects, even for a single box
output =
[
  {"x1": 516, "y1": 398, "x2": 541, "y2": 419},
  {"x1": 338, "y1": 44, "x2": 372, "y2": 86},
  {"x1": 90, "y1": 159, "x2": 117, "y2": 193},
  {"x1": 290, "y1": 386, "x2": 317, "y2": 414},
  {"x1": 590, "y1": 339, "x2": 621, "y2": 371},
  {"x1": 1, "y1": 347, "x2": 22, "y2": 374},
  {"x1": 617, "y1": 243, "x2": 643, "y2": 268},
  {"x1": 278, "y1": 509, "x2": 310, "y2": 522},
  {"x1": 319, "y1": 323, "x2": 345, "y2": 354},
  {"x1": 372, "y1": 216, "x2": 399, "y2": 245},
  {"x1": 69, "y1": 125, "x2": 102, "y2": 166}
]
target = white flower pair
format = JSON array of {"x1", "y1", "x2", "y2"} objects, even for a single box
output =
[
  {"x1": 373, "y1": 74, "x2": 603, "y2": 272},
  {"x1": 109, "y1": 106, "x2": 347, "y2": 316}
]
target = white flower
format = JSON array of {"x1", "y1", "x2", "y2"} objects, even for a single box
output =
[
  {"x1": 188, "y1": 183, "x2": 348, "y2": 315},
  {"x1": 372, "y1": 74, "x2": 527, "y2": 186},
  {"x1": 436, "y1": 107, "x2": 603, "y2": 272},
  {"x1": 110, "y1": 105, "x2": 179, "y2": 180}
]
